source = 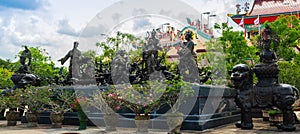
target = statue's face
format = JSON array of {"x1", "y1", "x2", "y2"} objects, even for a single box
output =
[
  {"x1": 20, "y1": 57, "x2": 26, "y2": 64},
  {"x1": 230, "y1": 64, "x2": 250, "y2": 88},
  {"x1": 74, "y1": 42, "x2": 79, "y2": 48},
  {"x1": 264, "y1": 40, "x2": 271, "y2": 50}
]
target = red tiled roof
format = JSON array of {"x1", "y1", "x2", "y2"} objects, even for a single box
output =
[{"x1": 250, "y1": 0, "x2": 300, "y2": 16}]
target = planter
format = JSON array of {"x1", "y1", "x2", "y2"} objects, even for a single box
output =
[
  {"x1": 295, "y1": 111, "x2": 300, "y2": 123},
  {"x1": 6, "y1": 111, "x2": 20, "y2": 126},
  {"x1": 166, "y1": 113, "x2": 184, "y2": 133},
  {"x1": 50, "y1": 112, "x2": 64, "y2": 128},
  {"x1": 77, "y1": 111, "x2": 88, "y2": 130},
  {"x1": 134, "y1": 114, "x2": 150, "y2": 133},
  {"x1": 25, "y1": 112, "x2": 40, "y2": 127},
  {"x1": 104, "y1": 113, "x2": 119, "y2": 131},
  {"x1": 262, "y1": 110, "x2": 269, "y2": 121},
  {"x1": 269, "y1": 113, "x2": 283, "y2": 126}
]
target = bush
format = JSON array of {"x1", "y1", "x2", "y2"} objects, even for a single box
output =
[
  {"x1": 0, "y1": 67, "x2": 14, "y2": 89},
  {"x1": 278, "y1": 61, "x2": 300, "y2": 89}
]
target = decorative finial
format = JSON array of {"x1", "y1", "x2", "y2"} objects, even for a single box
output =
[
  {"x1": 244, "y1": 2, "x2": 250, "y2": 15},
  {"x1": 236, "y1": 4, "x2": 241, "y2": 14}
]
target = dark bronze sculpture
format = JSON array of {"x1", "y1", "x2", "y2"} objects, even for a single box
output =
[
  {"x1": 58, "y1": 41, "x2": 82, "y2": 84},
  {"x1": 9, "y1": 46, "x2": 39, "y2": 91},
  {"x1": 94, "y1": 30, "x2": 211, "y2": 86},
  {"x1": 182, "y1": 30, "x2": 197, "y2": 57},
  {"x1": 177, "y1": 47, "x2": 199, "y2": 83},
  {"x1": 230, "y1": 26, "x2": 299, "y2": 131},
  {"x1": 111, "y1": 50, "x2": 130, "y2": 84},
  {"x1": 142, "y1": 29, "x2": 162, "y2": 76}
]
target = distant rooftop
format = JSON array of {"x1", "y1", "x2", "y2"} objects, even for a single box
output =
[{"x1": 249, "y1": 0, "x2": 300, "y2": 16}]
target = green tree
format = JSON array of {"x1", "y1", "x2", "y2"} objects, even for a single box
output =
[
  {"x1": 0, "y1": 67, "x2": 14, "y2": 88},
  {"x1": 265, "y1": 15, "x2": 300, "y2": 61},
  {"x1": 17, "y1": 46, "x2": 60, "y2": 86},
  {"x1": 214, "y1": 23, "x2": 259, "y2": 70},
  {"x1": 96, "y1": 31, "x2": 145, "y2": 62}
]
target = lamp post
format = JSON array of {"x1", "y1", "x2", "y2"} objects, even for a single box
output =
[
  {"x1": 207, "y1": 14, "x2": 217, "y2": 29},
  {"x1": 201, "y1": 12, "x2": 210, "y2": 30}
]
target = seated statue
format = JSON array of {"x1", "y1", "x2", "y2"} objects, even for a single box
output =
[
  {"x1": 259, "y1": 40, "x2": 277, "y2": 64},
  {"x1": 10, "y1": 46, "x2": 39, "y2": 91},
  {"x1": 254, "y1": 25, "x2": 279, "y2": 86}
]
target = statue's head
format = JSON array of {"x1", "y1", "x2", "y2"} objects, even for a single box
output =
[
  {"x1": 24, "y1": 46, "x2": 29, "y2": 52},
  {"x1": 116, "y1": 50, "x2": 126, "y2": 56},
  {"x1": 263, "y1": 24, "x2": 272, "y2": 41},
  {"x1": 230, "y1": 64, "x2": 253, "y2": 88},
  {"x1": 20, "y1": 56, "x2": 26, "y2": 64},
  {"x1": 73, "y1": 41, "x2": 79, "y2": 48},
  {"x1": 151, "y1": 29, "x2": 156, "y2": 37},
  {"x1": 184, "y1": 30, "x2": 193, "y2": 41}
]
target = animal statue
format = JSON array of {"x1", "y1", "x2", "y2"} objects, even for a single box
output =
[{"x1": 230, "y1": 64, "x2": 299, "y2": 131}]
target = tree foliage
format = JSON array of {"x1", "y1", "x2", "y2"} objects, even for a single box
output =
[
  {"x1": 214, "y1": 23, "x2": 259, "y2": 70},
  {"x1": 96, "y1": 31, "x2": 145, "y2": 62},
  {"x1": 265, "y1": 15, "x2": 300, "y2": 61}
]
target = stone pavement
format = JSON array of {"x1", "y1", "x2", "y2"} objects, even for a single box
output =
[{"x1": 0, "y1": 119, "x2": 300, "y2": 134}]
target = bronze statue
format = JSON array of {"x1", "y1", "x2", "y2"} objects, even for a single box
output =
[
  {"x1": 17, "y1": 55, "x2": 29, "y2": 74},
  {"x1": 142, "y1": 29, "x2": 162, "y2": 75},
  {"x1": 111, "y1": 50, "x2": 129, "y2": 84},
  {"x1": 58, "y1": 41, "x2": 82, "y2": 80},
  {"x1": 183, "y1": 30, "x2": 196, "y2": 57},
  {"x1": 230, "y1": 26, "x2": 299, "y2": 131},
  {"x1": 177, "y1": 47, "x2": 199, "y2": 83},
  {"x1": 10, "y1": 46, "x2": 39, "y2": 91}
]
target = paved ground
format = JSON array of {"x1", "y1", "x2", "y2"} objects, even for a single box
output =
[{"x1": 0, "y1": 119, "x2": 300, "y2": 134}]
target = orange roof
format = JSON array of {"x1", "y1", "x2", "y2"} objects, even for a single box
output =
[{"x1": 249, "y1": 0, "x2": 300, "y2": 16}]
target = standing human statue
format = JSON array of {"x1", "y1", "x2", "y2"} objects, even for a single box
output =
[
  {"x1": 142, "y1": 29, "x2": 162, "y2": 76},
  {"x1": 184, "y1": 30, "x2": 197, "y2": 57},
  {"x1": 111, "y1": 50, "x2": 129, "y2": 84},
  {"x1": 58, "y1": 41, "x2": 82, "y2": 81}
]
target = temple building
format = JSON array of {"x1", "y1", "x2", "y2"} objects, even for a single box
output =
[{"x1": 228, "y1": 0, "x2": 300, "y2": 38}]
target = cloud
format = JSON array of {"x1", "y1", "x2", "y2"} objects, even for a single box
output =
[
  {"x1": 133, "y1": 18, "x2": 152, "y2": 31},
  {"x1": 80, "y1": 24, "x2": 108, "y2": 38},
  {"x1": 57, "y1": 19, "x2": 80, "y2": 37},
  {"x1": 112, "y1": 13, "x2": 121, "y2": 22},
  {"x1": 159, "y1": 9, "x2": 172, "y2": 16},
  {"x1": 0, "y1": 0, "x2": 47, "y2": 10},
  {"x1": 132, "y1": 8, "x2": 148, "y2": 16},
  {"x1": 0, "y1": 8, "x2": 79, "y2": 66}
]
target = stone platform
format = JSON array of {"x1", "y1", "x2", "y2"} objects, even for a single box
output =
[{"x1": 0, "y1": 118, "x2": 300, "y2": 134}]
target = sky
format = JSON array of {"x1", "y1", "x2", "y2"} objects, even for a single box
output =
[{"x1": 0, "y1": 0, "x2": 253, "y2": 66}]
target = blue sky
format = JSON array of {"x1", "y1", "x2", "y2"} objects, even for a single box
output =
[
  {"x1": 0, "y1": 0, "x2": 45, "y2": 10},
  {"x1": 0, "y1": 0, "x2": 253, "y2": 66}
]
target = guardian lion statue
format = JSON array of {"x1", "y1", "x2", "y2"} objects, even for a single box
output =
[{"x1": 230, "y1": 64, "x2": 299, "y2": 131}]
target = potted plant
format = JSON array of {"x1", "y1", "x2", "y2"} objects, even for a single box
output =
[
  {"x1": 22, "y1": 86, "x2": 52, "y2": 127},
  {"x1": 0, "y1": 89, "x2": 23, "y2": 126},
  {"x1": 293, "y1": 99, "x2": 300, "y2": 122},
  {"x1": 48, "y1": 89, "x2": 75, "y2": 128},
  {"x1": 72, "y1": 95, "x2": 90, "y2": 130},
  {"x1": 117, "y1": 82, "x2": 167, "y2": 133},
  {"x1": 164, "y1": 79, "x2": 193, "y2": 134},
  {"x1": 268, "y1": 108, "x2": 283, "y2": 126},
  {"x1": 89, "y1": 88, "x2": 123, "y2": 131}
]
